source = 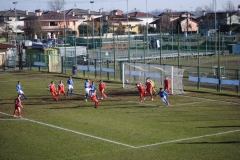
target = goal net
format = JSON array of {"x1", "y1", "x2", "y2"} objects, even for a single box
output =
[
  {"x1": 48, "y1": 54, "x2": 61, "y2": 73},
  {"x1": 122, "y1": 63, "x2": 185, "y2": 94}
]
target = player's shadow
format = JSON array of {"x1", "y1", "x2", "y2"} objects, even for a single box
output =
[{"x1": 48, "y1": 105, "x2": 91, "y2": 109}]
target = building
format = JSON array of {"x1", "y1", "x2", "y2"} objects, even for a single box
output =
[
  {"x1": 150, "y1": 10, "x2": 198, "y2": 33},
  {"x1": 89, "y1": 9, "x2": 143, "y2": 36},
  {"x1": 128, "y1": 11, "x2": 156, "y2": 26},
  {"x1": 197, "y1": 10, "x2": 240, "y2": 34},
  {"x1": 0, "y1": 43, "x2": 16, "y2": 66},
  {"x1": 0, "y1": 9, "x2": 35, "y2": 40},
  {"x1": 22, "y1": 10, "x2": 79, "y2": 39}
]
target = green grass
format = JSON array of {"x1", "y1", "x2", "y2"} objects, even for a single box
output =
[{"x1": 0, "y1": 71, "x2": 240, "y2": 160}]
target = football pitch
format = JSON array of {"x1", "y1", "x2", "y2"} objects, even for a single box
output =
[{"x1": 0, "y1": 71, "x2": 240, "y2": 160}]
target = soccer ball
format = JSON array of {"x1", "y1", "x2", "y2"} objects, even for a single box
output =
[{"x1": 125, "y1": 79, "x2": 128, "y2": 83}]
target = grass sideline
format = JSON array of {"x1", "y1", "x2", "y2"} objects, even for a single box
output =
[{"x1": 0, "y1": 71, "x2": 240, "y2": 160}]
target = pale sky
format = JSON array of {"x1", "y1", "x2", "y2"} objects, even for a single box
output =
[{"x1": 0, "y1": 0, "x2": 239, "y2": 13}]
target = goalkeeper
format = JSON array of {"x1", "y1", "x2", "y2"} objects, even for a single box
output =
[{"x1": 147, "y1": 77, "x2": 157, "y2": 93}]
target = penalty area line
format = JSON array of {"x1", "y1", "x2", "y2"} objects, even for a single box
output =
[
  {"x1": 0, "y1": 111, "x2": 136, "y2": 148},
  {"x1": 135, "y1": 129, "x2": 240, "y2": 148}
]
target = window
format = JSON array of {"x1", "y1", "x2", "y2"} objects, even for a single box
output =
[{"x1": 50, "y1": 22, "x2": 56, "y2": 26}]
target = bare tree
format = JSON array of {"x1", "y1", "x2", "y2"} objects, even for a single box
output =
[
  {"x1": 222, "y1": 0, "x2": 235, "y2": 11},
  {"x1": 222, "y1": 0, "x2": 236, "y2": 31},
  {"x1": 48, "y1": 0, "x2": 66, "y2": 11}
]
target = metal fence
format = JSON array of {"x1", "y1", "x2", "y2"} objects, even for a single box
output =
[{"x1": 1, "y1": 33, "x2": 240, "y2": 93}]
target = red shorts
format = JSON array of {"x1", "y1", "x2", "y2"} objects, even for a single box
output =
[
  {"x1": 58, "y1": 90, "x2": 64, "y2": 93},
  {"x1": 91, "y1": 98, "x2": 98, "y2": 102},
  {"x1": 15, "y1": 105, "x2": 20, "y2": 110}
]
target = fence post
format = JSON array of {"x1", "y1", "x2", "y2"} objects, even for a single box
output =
[
  {"x1": 119, "y1": 61, "x2": 122, "y2": 81},
  {"x1": 236, "y1": 69, "x2": 239, "y2": 94},
  {"x1": 47, "y1": 55, "x2": 49, "y2": 73},
  {"x1": 61, "y1": 56, "x2": 63, "y2": 74},
  {"x1": 107, "y1": 60, "x2": 109, "y2": 80},
  {"x1": 94, "y1": 59, "x2": 97, "y2": 78},
  {"x1": 29, "y1": 54, "x2": 32, "y2": 70},
  {"x1": 38, "y1": 54, "x2": 41, "y2": 72},
  {"x1": 83, "y1": 60, "x2": 85, "y2": 77},
  {"x1": 197, "y1": 66, "x2": 200, "y2": 90}
]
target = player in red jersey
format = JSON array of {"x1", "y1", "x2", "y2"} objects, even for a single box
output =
[
  {"x1": 98, "y1": 80, "x2": 106, "y2": 99},
  {"x1": 164, "y1": 76, "x2": 171, "y2": 94},
  {"x1": 136, "y1": 83, "x2": 146, "y2": 103},
  {"x1": 13, "y1": 94, "x2": 23, "y2": 118},
  {"x1": 57, "y1": 81, "x2": 66, "y2": 98},
  {"x1": 145, "y1": 78, "x2": 154, "y2": 101},
  {"x1": 90, "y1": 90, "x2": 99, "y2": 108},
  {"x1": 48, "y1": 81, "x2": 58, "y2": 101}
]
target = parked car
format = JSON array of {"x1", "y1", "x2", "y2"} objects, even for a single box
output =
[
  {"x1": 30, "y1": 39, "x2": 42, "y2": 45},
  {"x1": 47, "y1": 38, "x2": 57, "y2": 47},
  {"x1": 42, "y1": 39, "x2": 52, "y2": 48}
]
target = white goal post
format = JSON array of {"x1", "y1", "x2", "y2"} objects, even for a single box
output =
[
  {"x1": 122, "y1": 63, "x2": 185, "y2": 94},
  {"x1": 48, "y1": 54, "x2": 61, "y2": 73}
]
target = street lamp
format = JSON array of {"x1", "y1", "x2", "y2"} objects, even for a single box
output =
[
  {"x1": 127, "y1": 0, "x2": 130, "y2": 62},
  {"x1": 146, "y1": 0, "x2": 149, "y2": 57},
  {"x1": 90, "y1": 1, "x2": 94, "y2": 49},
  {"x1": 13, "y1": 2, "x2": 17, "y2": 70}
]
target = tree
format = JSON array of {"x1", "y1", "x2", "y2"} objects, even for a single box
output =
[
  {"x1": 115, "y1": 26, "x2": 125, "y2": 35},
  {"x1": 222, "y1": 0, "x2": 236, "y2": 31},
  {"x1": 48, "y1": 0, "x2": 66, "y2": 11},
  {"x1": 78, "y1": 24, "x2": 92, "y2": 37}
]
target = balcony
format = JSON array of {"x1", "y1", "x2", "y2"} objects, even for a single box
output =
[{"x1": 41, "y1": 26, "x2": 62, "y2": 31}]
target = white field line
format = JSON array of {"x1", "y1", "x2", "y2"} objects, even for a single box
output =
[
  {"x1": 135, "y1": 129, "x2": 240, "y2": 148},
  {"x1": 0, "y1": 111, "x2": 136, "y2": 148},
  {"x1": 0, "y1": 119, "x2": 21, "y2": 120},
  {"x1": 1, "y1": 111, "x2": 239, "y2": 149},
  {"x1": 178, "y1": 95, "x2": 240, "y2": 105}
]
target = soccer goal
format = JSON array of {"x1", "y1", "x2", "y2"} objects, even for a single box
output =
[
  {"x1": 48, "y1": 54, "x2": 61, "y2": 73},
  {"x1": 122, "y1": 63, "x2": 185, "y2": 94}
]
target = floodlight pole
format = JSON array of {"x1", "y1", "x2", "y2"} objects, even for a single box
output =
[
  {"x1": 90, "y1": 1, "x2": 94, "y2": 49},
  {"x1": 13, "y1": 2, "x2": 17, "y2": 70},
  {"x1": 146, "y1": 0, "x2": 149, "y2": 57},
  {"x1": 127, "y1": 0, "x2": 130, "y2": 62}
]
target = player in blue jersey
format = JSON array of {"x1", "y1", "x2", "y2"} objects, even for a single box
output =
[
  {"x1": 84, "y1": 79, "x2": 91, "y2": 102},
  {"x1": 89, "y1": 81, "x2": 99, "y2": 99},
  {"x1": 157, "y1": 88, "x2": 170, "y2": 107},
  {"x1": 16, "y1": 81, "x2": 27, "y2": 99},
  {"x1": 67, "y1": 77, "x2": 73, "y2": 96}
]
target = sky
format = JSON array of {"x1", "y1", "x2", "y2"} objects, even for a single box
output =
[{"x1": 0, "y1": 0, "x2": 239, "y2": 13}]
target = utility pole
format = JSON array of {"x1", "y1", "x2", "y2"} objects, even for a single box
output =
[
  {"x1": 90, "y1": 1, "x2": 94, "y2": 49},
  {"x1": 13, "y1": 2, "x2": 18, "y2": 70}
]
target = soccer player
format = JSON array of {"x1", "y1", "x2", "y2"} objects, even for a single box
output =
[
  {"x1": 67, "y1": 77, "x2": 74, "y2": 96},
  {"x1": 136, "y1": 83, "x2": 146, "y2": 103},
  {"x1": 57, "y1": 81, "x2": 66, "y2": 98},
  {"x1": 72, "y1": 65, "x2": 77, "y2": 76},
  {"x1": 84, "y1": 79, "x2": 91, "y2": 102},
  {"x1": 147, "y1": 77, "x2": 157, "y2": 94},
  {"x1": 157, "y1": 88, "x2": 170, "y2": 107},
  {"x1": 98, "y1": 80, "x2": 106, "y2": 100},
  {"x1": 13, "y1": 94, "x2": 23, "y2": 118},
  {"x1": 16, "y1": 81, "x2": 27, "y2": 99},
  {"x1": 47, "y1": 81, "x2": 58, "y2": 101},
  {"x1": 164, "y1": 76, "x2": 171, "y2": 94},
  {"x1": 90, "y1": 89, "x2": 99, "y2": 108},
  {"x1": 145, "y1": 78, "x2": 153, "y2": 101},
  {"x1": 89, "y1": 81, "x2": 99, "y2": 99}
]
